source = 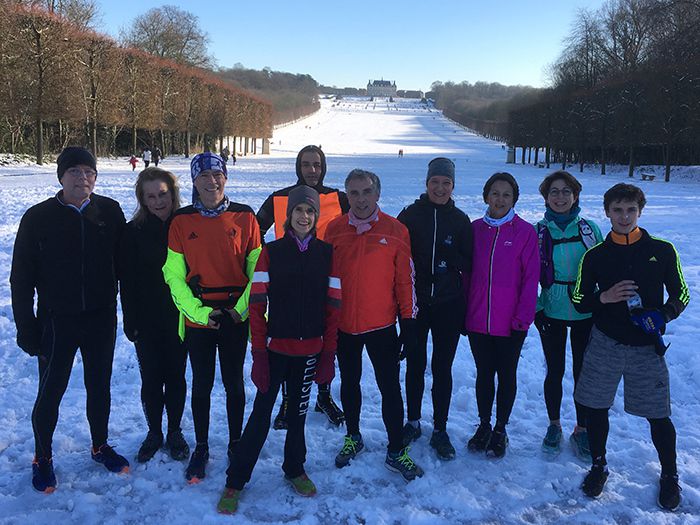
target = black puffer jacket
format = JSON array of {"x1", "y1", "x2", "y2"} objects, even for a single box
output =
[
  {"x1": 119, "y1": 213, "x2": 180, "y2": 341},
  {"x1": 10, "y1": 193, "x2": 125, "y2": 351},
  {"x1": 397, "y1": 194, "x2": 472, "y2": 307}
]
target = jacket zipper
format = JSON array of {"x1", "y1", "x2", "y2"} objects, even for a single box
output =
[
  {"x1": 431, "y1": 208, "x2": 437, "y2": 298},
  {"x1": 487, "y1": 226, "x2": 500, "y2": 334}
]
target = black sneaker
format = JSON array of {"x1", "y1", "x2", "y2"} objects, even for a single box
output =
[
  {"x1": 92, "y1": 444, "x2": 130, "y2": 473},
  {"x1": 658, "y1": 474, "x2": 682, "y2": 511},
  {"x1": 315, "y1": 394, "x2": 345, "y2": 426},
  {"x1": 137, "y1": 431, "x2": 163, "y2": 463},
  {"x1": 430, "y1": 430, "x2": 456, "y2": 461},
  {"x1": 485, "y1": 429, "x2": 508, "y2": 458},
  {"x1": 335, "y1": 434, "x2": 364, "y2": 468},
  {"x1": 402, "y1": 422, "x2": 422, "y2": 446},
  {"x1": 32, "y1": 457, "x2": 57, "y2": 493},
  {"x1": 166, "y1": 430, "x2": 189, "y2": 461},
  {"x1": 581, "y1": 464, "x2": 609, "y2": 498},
  {"x1": 467, "y1": 423, "x2": 492, "y2": 452},
  {"x1": 385, "y1": 447, "x2": 424, "y2": 482},
  {"x1": 273, "y1": 399, "x2": 288, "y2": 430},
  {"x1": 185, "y1": 444, "x2": 209, "y2": 484}
]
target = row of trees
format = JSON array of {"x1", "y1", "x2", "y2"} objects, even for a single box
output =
[
  {"x1": 0, "y1": 4, "x2": 272, "y2": 163},
  {"x1": 507, "y1": 0, "x2": 700, "y2": 180}
]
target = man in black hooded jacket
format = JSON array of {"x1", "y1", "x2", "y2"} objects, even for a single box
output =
[{"x1": 256, "y1": 145, "x2": 347, "y2": 428}]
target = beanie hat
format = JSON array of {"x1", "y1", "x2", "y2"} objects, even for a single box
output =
[
  {"x1": 57, "y1": 146, "x2": 97, "y2": 180},
  {"x1": 190, "y1": 152, "x2": 227, "y2": 182},
  {"x1": 426, "y1": 157, "x2": 455, "y2": 184},
  {"x1": 190, "y1": 152, "x2": 227, "y2": 203},
  {"x1": 287, "y1": 185, "x2": 320, "y2": 218},
  {"x1": 482, "y1": 172, "x2": 519, "y2": 205},
  {"x1": 295, "y1": 145, "x2": 326, "y2": 186}
]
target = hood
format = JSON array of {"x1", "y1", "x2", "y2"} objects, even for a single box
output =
[{"x1": 295, "y1": 145, "x2": 327, "y2": 187}]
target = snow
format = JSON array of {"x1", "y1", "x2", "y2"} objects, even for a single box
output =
[{"x1": 1, "y1": 97, "x2": 699, "y2": 524}]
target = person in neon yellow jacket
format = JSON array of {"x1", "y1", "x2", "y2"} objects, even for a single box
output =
[{"x1": 162, "y1": 152, "x2": 261, "y2": 484}]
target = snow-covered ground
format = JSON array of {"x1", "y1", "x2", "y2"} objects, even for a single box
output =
[{"x1": 0, "y1": 98, "x2": 698, "y2": 524}]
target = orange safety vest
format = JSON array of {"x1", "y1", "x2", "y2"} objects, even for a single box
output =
[{"x1": 272, "y1": 192, "x2": 342, "y2": 241}]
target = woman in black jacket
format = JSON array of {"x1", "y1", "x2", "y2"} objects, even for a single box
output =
[
  {"x1": 397, "y1": 157, "x2": 472, "y2": 460},
  {"x1": 120, "y1": 167, "x2": 189, "y2": 463}
]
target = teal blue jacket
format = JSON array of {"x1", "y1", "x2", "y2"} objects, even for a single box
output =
[{"x1": 536, "y1": 216, "x2": 604, "y2": 321}]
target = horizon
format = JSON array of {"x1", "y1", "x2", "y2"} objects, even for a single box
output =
[{"x1": 95, "y1": 0, "x2": 607, "y2": 91}]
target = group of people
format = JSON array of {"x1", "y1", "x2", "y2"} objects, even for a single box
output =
[
  {"x1": 10, "y1": 144, "x2": 688, "y2": 515},
  {"x1": 129, "y1": 147, "x2": 163, "y2": 171}
]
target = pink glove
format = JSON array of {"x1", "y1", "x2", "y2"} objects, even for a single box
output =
[
  {"x1": 314, "y1": 351, "x2": 335, "y2": 385},
  {"x1": 251, "y1": 349, "x2": 270, "y2": 393}
]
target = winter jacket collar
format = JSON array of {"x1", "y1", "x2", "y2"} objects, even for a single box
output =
[{"x1": 610, "y1": 227, "x2": 643, "y2": 245}]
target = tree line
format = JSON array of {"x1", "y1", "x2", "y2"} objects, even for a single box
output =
[
  {"x1": 432, "y1": 0, "x2": 700, "y2": 181},
  {"x1": 0, "y1": 4, "x2": 273, "y2": 164}
]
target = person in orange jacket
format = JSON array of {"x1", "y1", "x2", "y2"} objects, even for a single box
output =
[{"x1": 324, "y1": 169, "x2": 424, "y2": 482}]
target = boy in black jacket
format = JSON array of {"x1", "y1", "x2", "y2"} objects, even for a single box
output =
[{"x1": 571, "y1": 183, "x2": 689, "y2": 511}]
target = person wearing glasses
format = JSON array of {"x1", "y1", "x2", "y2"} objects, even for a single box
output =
[
  {"x1": 11, "y1": 146, "x2": 128, "y2": 493},
  {"x1": 534, "y1": 171, "x2": 603, "y2": 459},
  {"x1": 257, "y1": 145, "x2": 348, "y2": 429}
]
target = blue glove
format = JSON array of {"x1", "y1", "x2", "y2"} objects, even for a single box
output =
[{"x1": 630, "y1": 309, "x2": 666, "y2": 335}]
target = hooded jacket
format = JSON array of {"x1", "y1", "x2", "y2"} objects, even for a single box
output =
[
  {"x1": 397, "y1": 194, "x2": 472, "y2": 307},
  {"x1": 256, "y1": 146, "x2": 349, "y2": 241},
  {"x1": 464, "y1": 213, "x2": 539, "y2": 337}
]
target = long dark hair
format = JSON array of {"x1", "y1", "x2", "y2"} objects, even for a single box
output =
[{"x1": 132, "y1": 167, "x2": 181, "y2": 224}]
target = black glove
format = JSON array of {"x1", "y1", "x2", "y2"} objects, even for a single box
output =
[
  {"x1": 534, "y1": 310, "x2": 551, "y2": 334},
  {"x1": 398, "y1": 318, "x2": 419, "y2": 361},
  {"x1": 16, "y1": 319, "x2": 42, "y2": 356}
]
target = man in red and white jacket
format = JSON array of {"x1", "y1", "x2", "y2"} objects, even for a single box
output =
[{"x1": 324, "y1": 169, "x2": 424, "y2": 482}]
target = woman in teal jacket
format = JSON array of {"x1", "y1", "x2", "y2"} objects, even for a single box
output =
[{"x1": 535, "y1": 171, "x2": 603, "y2": 458}]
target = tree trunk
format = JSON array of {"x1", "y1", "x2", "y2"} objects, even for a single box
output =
[
  {"x1": 600, "y1": 145, "x2": 606, "y2": 175},
  {"x1": 36, "y1": 117, "x2": 44, "y2": 165},
  {"x1": 521, "y1": 146, "x2": 525, "y2": 164},
  {"x1": 534, "y1": 148, "x2": 539, "y2": 166},
  {"x1": 131, "y1": 126, "x2": 137, "y2": 155},
  {"x1": 628, "y1": 145, "x2": 635, "y2": 178},
  {"x1": 185, "y1": 129, "x2": 191, "y2": 158},
  {"x1": 545, "y1": 145, "x2": 550, "y2": 169},
  {"x1": 665, "y1": 143, "x2": 671, "y2": 182}
]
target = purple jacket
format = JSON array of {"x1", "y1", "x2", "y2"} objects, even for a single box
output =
[{"x1": 464, "y1": 214, "x2": 539, "y2": 336}]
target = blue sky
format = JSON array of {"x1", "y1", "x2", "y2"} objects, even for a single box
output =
[{"x1": 99, "y1": 0, "x2": 606, "y2": 91}]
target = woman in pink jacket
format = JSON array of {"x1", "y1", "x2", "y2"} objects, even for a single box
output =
[{"x1": 464, "y1": 172, "x2": 539, "y2": 458}]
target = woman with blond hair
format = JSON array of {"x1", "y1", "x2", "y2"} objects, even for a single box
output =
[{"x1": 120, "y1": 167, "x2": 189, "y2": 463}]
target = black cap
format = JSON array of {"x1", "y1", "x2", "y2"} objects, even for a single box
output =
[
  {"x1": 57, "y1": 146, "x2": 97, "y2": 180},
  {"x1": 426, "y1": 157, "x2": 455, "y2": 183}
]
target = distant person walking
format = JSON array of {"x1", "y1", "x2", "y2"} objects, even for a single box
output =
[
  {"x1": 11, "y1": 146, "x2": 128, "y2": 493},
  {"x1": 152, "y1": 147, "x2": 162, "y2": 167},
  {"x1": 143, "y1": 148, "x2": 152, "y2": 168},
  {"x1": 129, "y1": 155, "x2": 138, "y2": 171}
]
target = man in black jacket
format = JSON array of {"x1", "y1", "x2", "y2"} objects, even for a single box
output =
[
  {"x1": 572, "y1": 183, "x2": 689, "y2": 511},
  {"x1": 256, "y1": 145, "x2": 347, "y2": 428},
  {"x1": 10, "y1": 146, "x2": 128, "y2": 493},
  {"x1": 397, "y1": 157, "x2": 472, "y2": 460}
]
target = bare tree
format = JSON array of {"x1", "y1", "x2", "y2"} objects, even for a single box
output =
[{"x1": 120, "y1": 5, "x2": 213, "y2": 68}]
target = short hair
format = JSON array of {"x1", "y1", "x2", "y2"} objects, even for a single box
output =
[
  {"x1": 539, "y1": 170, "x2": 582, "y2": 201},
  {"x1": 603, "y1": 183, "x2": 646, "y2": 212},
  {"x1": 344, "y1": 169, "x2": 381, "y2": 196},
  {"x1": 482, "y1": 172, "x2": 519, "y2": 205},
  {"x1": 133, "y1": 167, "x2": 181, "y2": 224}
]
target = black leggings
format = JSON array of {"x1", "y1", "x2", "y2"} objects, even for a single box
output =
[
  {"x1": 586, "y1": 408, "x2": 677, "y2": 475},
  {"x1": 185, "y1": 320, "x2": 248, "y2": 446},
  {"x1": 134, "y1": 332, "x2": 187, "y2": 435},
  {"x1": 226, "y1": 351, "x2": 318, "y2": 489},
  {"x1": 405, "y1": 298, "x2": 462, "y2": 431},
  {"x1": 538, "y1": 317, "x2": 592, "y2": 427},
  {"x1": 32, "y1": 308, "x2": 117, "y2": 458},
  {"x1": 468, "y1": 331, "x2": 526, "y2": 429},
  {"x1": 337, "y1": 326, "x2": 404, "y2": 453}
]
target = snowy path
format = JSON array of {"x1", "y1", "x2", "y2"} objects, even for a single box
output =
[{"x1": 0, "y1": 98, "x2": 698, "y2": 524}]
